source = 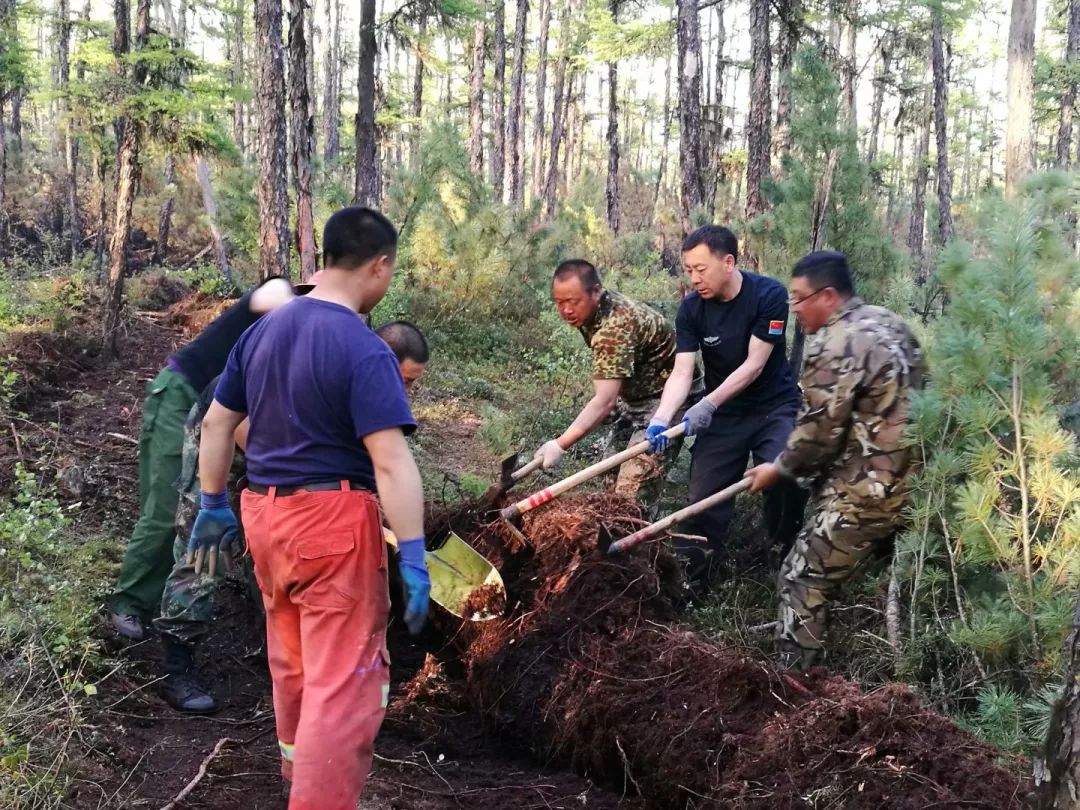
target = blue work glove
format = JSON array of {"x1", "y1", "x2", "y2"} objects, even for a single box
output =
[
  {"x1": 682, "y1": 398, "x2": 718, "y2": 437},
  {"x1": 397, "y1": 537, "x2": 431, "y2": 635},
  {"x1": 187, "y1": 490, "x2": 238, "y2": 576},
  {"x1": 645, "y1": 420, "x2": 671, "y2": 455}
]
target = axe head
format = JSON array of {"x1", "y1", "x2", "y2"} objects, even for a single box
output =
[
  {"x1": 478, "y1": 452, "x2": 522, "y2": 511},
  {"x1": 498, "y1": 452, "x2": 520, "y2": 489},
  {"x1": 597, "y1": 523, "x2": 615, "y2": 555}
]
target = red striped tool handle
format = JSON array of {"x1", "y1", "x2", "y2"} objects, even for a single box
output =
[
  {"x1": 500, "y1": 422, "x2": 687, "y2": 522},
  {"x1": 607, "y1": 478, "x2": 752, "y2": 555}
]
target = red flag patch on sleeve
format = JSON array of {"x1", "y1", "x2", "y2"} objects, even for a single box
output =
[{"x1": 768, "y1": 320, "x2": 785, "y2": 335}]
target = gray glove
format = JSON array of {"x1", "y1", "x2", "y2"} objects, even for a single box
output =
[{"x1": 682, "y1": 398, "x2": 717, "y2": 436}]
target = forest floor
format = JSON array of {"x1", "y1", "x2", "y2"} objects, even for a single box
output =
[{"x1": 0, "y1": 293, "x2": 1032, "y2": 809}]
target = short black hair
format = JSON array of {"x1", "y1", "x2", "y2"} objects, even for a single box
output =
[
  {"x1": 791, "y1": 250, "x2": 855, "y2": 297},
  {"x1": 322, "y1": 206, "x2": 398, "y2": 270},
  {"x1": 375, "y1": 320, "x2": 430, "y2": 364},
  {"x1": 681, "y1": 225, "x2": 739, "y2": 263},
  {"x1": 552, "y1": 259, "x2": 602, "y2": 290}
]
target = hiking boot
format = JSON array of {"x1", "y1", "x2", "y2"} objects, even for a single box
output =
[
  {"x1": 161, "y1": 671, "x2": 218, "y2": 714},
  {"x1": 110, "y1": 612, "x2": 145, "y2": 641},
  {"x1": 161, "y1": 635, "x2": 217, "y2": 714}
]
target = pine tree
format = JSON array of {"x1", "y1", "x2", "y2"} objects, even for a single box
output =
[{"x1": 903, "y1": 175, "x2": 1080, "y2": 732}]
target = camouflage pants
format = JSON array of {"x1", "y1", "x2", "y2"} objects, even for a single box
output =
[
  {"x1": 604, "y1": 395, "x2": 686, "y2": 516},
  {"x1": 154, "y1": 508, "x2": 255, "y2": 646},
  {"x1": 776, "y1": 494, "x2": 902, "y2": 670}
]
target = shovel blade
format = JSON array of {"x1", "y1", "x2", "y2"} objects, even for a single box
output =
[{"x1": 427, "y1": 531, "x2": 505, "y2": 621}]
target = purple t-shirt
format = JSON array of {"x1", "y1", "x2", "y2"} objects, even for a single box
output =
[{"x1": 214, "y1": 296, "x2": 416, "y2": 488}]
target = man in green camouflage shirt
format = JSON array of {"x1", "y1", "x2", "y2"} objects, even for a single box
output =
[
  {"x1": 533, "y1": 260, "x2": 683, "y2": 507},
  {"x1": 745, "y1": 251, "x2": 924, "y2": 671}
]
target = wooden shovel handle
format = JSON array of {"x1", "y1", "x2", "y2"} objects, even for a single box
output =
[
  {"x1": 511, "y1": 457, "x2": 544, "y2": 482},
  {"x1": 501, "y1": 422, "x2": 687, "y2": 521},
  {"x1": 607, "y1": 478, "x2": 752, "y2": 555}
]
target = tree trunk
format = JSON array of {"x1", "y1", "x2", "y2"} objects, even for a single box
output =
[
  {"x1": 255, "y1": 0, "x2": 291, "y2": 277},
  {"x1": 677, "y1": 0, "x2": 704, "y2": 232},
  {"x1": 1005, "y1": 0, "x2": 1036, "y2": 197},
  {"x1": 887, "y1": 97, "x2": 905, "y2": 224},
  {"x1": 867, "y1": 38, "x2": 891, "y2": 164},
  {"x1": 289, "y1": 0, "x2": 317, "y2": 280},
  {"x1": 58, "y1": 0, "x2": 82, "y2": 259},
  {"x1": 605, "y1": 2, "x2": 621, "y2": 232},
  {"x1": 7, "y1": 0, "x2": 21, "y2": 155},
  {"x1": 531, "y1": 0, "x2": 551, "y2": 201},
  {"x1": 103, "y1": 0, "x2": 150, "y2": 357},
  {"x1": 1057, "y1": 0, "x2": 1080, "y2": 167},
  {"x1": 931, "y1": 4, "x2": 954, "y2": 245},
  {"x1": 0, "y1": 102, "x2": 7, "y2": 256},
  {"x1": 962, "y1": 103, "x2": 973, "y2": 196},
  {"x1": 745, "y1": 0, "x2": 771, "y2": 219},
  {"x1": 469, "y1": 19, "x2": 486, "y2": 177},
  {"x1": 93, "y1": 150, "x2": 107, "y2": 277},
  {"x1": 154, "y1": 153, "x2": 176, "y2": 264},
  {"x1": 322, "y1": 0, "x2": 340, "y2": 162},
  {"x1": 304, "y1": 0, "x2": 315, "y2": 144},
  {"x1": 233, "y1": 0, "x2": 246, "y2": 155},
  {"x1": 562, "y1": 75, "x2": 576, "y2": 195},
  {"x1": 654, "y1": 49, "x2": 673, "y2": 217},
  {"x1": 354, "y1": 0, "x2": 378, "y2": 205},
  {"x1": 841, "y1": 0, "x2": 857, "y2": 128},
  {"x1": 177, "y1": 0, "x2": 187, "y2": 43},
  {"x1": 544, "y1": 41, "x2": 570, "y2": 218},
  {"x1": 1037, "y1": 597, "x2": 1080, "y2": 809},
  {"x1": 492, "y1": 0, "x2": 506, "y2": 197},
  {"x1": 907, "y1": 90, "x2": 932, "y2": 275},
  {"x1": 195, "y1": 156, "x2": 233, "y2": 283},
  {"x1": 507, "y1": 0, "x2": 528, "y2": 206},
  {"x1": 774, "y1": 0, "x2": 799, "y2": 172},
  {"x1": 411, "y1": 16, "x2": 426, "y2": 165}
]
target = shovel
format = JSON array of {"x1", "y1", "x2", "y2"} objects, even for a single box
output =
[
  {"x1": 501, "y1": 422, "x2": 687, "y2": 524},
  {"x1": 385, "y1": 529, "x2": 506, "y2": 621},
  {"x1": 479, "y1": 453, "x2": 544, "y2": 508},
  {"x1": 602, "y1": 478, "x2": 752, "y2": 555}
]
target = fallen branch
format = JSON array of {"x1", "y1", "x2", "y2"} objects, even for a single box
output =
[
  {"x1": 158, "y1": 736, "x2": 236, "y2": 810},
  {"x1": 107, "y1": 432, "x2": 140, "y2": 446},
  {"x1": 177, "y1": 242, "x2": 214, "y2": 271}
]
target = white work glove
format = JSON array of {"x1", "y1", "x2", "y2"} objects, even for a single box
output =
[
  {"x1": 682, "y1": 398, "x2": 718, "y2": 436},
  {"x1": 534, "y1": 439, "x2": 565, "y2": 470}
]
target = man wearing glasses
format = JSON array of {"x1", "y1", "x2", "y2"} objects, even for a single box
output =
[
  {"x1": 646, "y1": 225, "x2": 807, "y2": 583},
  {"x1": 745, "y1": 251, "x2": 924, "y2": 670}
]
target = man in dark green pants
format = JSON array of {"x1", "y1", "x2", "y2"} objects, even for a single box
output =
[{"x1": 108, "y1": 276, "x2": 296, "y2": 640}]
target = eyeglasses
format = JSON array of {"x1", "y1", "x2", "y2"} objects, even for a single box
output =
[{"x1": 787, "y1": 286, "x2": 832, "y2": 307}]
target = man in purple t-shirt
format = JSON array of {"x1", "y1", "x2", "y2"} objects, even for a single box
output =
[{"x1": 192, "y1": 207, "x2": 429, "y2": 810}]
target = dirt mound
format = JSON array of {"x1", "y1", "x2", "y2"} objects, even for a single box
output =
[
  {"x1": 433, "y1": 493, "x2": 1030, "y2": 809},
  {"x1": 1, "y1": 329, "x2": 94, "y2": 409},
  {"x1": 167, "y1": 292, "x2": 234, "y2": 339}
]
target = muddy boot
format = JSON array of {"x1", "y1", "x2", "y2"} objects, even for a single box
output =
[{"x1": 161, "y1": 635, "x2": 217, "y2": 714}]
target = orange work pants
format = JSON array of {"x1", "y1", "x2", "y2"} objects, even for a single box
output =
[{"x1": 240, "y1": 483, "x2": 390, "y2": 810}]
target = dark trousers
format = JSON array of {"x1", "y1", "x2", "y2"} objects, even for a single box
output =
[{"x1": 678, "y1": 401, "x2": 808, "y2": 580}]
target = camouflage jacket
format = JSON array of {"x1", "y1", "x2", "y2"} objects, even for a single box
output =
[
  {"x1": 176, "y1": 384, "x2": 246, "y2": 545},
  {"x1": 775, "y1": 297, "x2": 924, "y2": 510},
  {"x1": 578, "y1": 290, "x2": 676, "y2": 402}
]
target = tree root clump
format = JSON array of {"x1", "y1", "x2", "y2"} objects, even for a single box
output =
[{"x1": 432, "y1": 492, "x2": 1030, "y2": 809}]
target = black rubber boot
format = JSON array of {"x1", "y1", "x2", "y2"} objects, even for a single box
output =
[{"x1": 161, "y1": 635, "x2": 218, "y2": 714}]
